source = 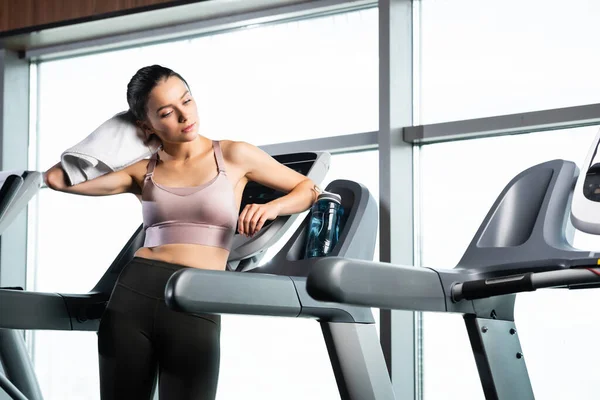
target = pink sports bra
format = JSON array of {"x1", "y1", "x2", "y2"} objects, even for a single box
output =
[{"x1": 141, "y1": 141, "x2": 238, "y2": 251}]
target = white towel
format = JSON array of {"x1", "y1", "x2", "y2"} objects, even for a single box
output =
[{"x1": 61, "y1": 111, "x2": 161, "y2": 186}]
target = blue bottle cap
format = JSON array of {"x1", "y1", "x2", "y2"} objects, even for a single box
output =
[{"x1": 317, "y1": 192, "x2": 342, "y2": 204}]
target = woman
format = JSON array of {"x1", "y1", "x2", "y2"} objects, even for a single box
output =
[{"x1": 44, "y1": 65, "x2": 319, "y2": 400}]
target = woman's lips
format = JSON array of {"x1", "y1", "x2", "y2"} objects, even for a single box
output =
[{"x1": 182, "y1": 122, "x2": 196, "y2": 133}]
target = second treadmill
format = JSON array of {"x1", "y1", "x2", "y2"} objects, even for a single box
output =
[{"x1": 307, "y1": 159, "x2": 600, "y2": 400}]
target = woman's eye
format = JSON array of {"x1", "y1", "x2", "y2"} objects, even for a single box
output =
[
  {"x1": 184, "y1": 98, "x2": 192, "y2": 104},
  {"x1": 161, "y1": 111, "x2": 172, "y2": 118}
]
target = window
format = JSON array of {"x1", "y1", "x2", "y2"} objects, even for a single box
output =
[
  {"x1": 419, "y1": 0, "x2": 600, "y2": 123},
  {"x1": 37, "y1": 8, "x2": 378, "y2": 172},
  {"x1": 420, "y1": 126, "x2": 600, "y2": 399},
  {"x1": 32, "y1": 9, "x2": 378, "y2": 399}
]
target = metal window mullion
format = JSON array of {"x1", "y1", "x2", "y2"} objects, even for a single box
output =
[
  {"x1": 0, "y1": 48, "x2": 30, "y2": 290},
  {"x1": 412, "y1": 1, "x2": 424, "y2": 398},
  {"x1": 378, "y1": 1, "x2": 416, "y2": 399},
  {"x1": 404, "y1": 103, "x2": 600, "y2": 144},
  {"x1": 25, "y1": 61, "x2": 40, "y2": 361},
  {"x1": 259, "y1": 131, "x2": 378, "y2": 155}
]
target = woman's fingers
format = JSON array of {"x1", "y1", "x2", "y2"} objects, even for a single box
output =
[
  {"x1": 240, "y1": 204, "x2": 258, "y2": 237},
  {"x1": 239, "y1": 204, "x2": 277, "y2": 237},
  {"x1": 238, "y1": 205, "x2": 250, "y2": 236},
  {"x1": 254, "y1": 214, "x2": 268, "y2": 235}
]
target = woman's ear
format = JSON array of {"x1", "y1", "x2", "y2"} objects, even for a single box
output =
[{"x1": 136, "y1": 120, "x2": 155, "y2": 139}]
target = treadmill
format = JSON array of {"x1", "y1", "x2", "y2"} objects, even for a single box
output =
[
  {"x1": 0, "y1": 170, "x2": 44, "y2": 400},
  {"x1": 306, "y1": 157, "x2": 600, "y2": 400},
  {"x1": 0, "y1": 151, "x2": 396, "y2": 400}
]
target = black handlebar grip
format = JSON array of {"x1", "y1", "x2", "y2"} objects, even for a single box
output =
[{"x1": 461, "y1": 272, "x2": 535, "y2": 300}]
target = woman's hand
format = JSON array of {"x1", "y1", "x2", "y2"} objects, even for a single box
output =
[{"x1": 238, "y1": 202, "x2": 282, "y2": 237}]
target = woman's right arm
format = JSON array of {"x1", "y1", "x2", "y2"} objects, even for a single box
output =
[{"x1": 44, "y1": 160, "x2": 147, "y2": 196}]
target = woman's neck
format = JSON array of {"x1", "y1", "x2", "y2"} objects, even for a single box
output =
[{"x1": 159, "y1": 136, "x2": 212, "y2": 162}]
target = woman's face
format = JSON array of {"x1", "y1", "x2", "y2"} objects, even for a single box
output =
[{"x1": 143, "y1": 76, "x2": 199, "y2": 144}]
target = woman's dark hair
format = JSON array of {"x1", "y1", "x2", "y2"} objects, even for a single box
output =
[{"x1": 127, "y1": 65, "x2": 190, "y2": 121}]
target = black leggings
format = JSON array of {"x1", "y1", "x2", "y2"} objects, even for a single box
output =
[{"x1": 97, "y1": 257, "x2": 221, "y2": 400}]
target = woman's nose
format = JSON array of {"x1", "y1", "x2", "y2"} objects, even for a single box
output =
[{"x1": 178, "y1": 112, "x2": 188, "y2": 123}]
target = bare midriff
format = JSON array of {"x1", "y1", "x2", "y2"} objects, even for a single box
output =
[{"x1": 135, "y1": 243, "x2": 229, "y2": 271}]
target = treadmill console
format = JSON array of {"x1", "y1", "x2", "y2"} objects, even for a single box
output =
[
  {"x1": 0, "y1": 171, "x2": 42, "y2": 235},
  {"x1": 572, "y1": 128, "x2": 600, "y2": 233},
  {"x1": 583, "y1": 165, "x2": 600, "y2": 202},
  {"x1": 228, "y1": 151, "x2": 330, "y2": 271}
]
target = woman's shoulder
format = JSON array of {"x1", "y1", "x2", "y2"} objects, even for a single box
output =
[
  {"x1": 218, "y1": 140, "x2": 257, "y2": 162},
  {"x1": 219, "y1": 140, "x2": 258, "y2": 160},
  {"x1": 217, "y1": 139, "x2": 242, "y2": 150}
]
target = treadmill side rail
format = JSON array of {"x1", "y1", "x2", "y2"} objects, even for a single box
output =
[
  {"x1": 165, "y1": 268, "x2": 302, "y2": 318},
  {"x1": 307, "y1": 257, "x2": 447, "y2": 312},
  {"x1": 291, "y1": 277, "x2": 375, "y2": 324},
  {"x1": 0, "y1": 289, "x2": 71, "y2": 330}
]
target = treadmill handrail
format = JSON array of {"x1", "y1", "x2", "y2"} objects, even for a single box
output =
[
  {"x1": 306, "y1": 257, "x2": 447, "y2": 312},
  {"x1": 451, "y1": 267, "x2": 600, "y2": 302},
  {"x1": 0, "y1": 171, "x2": 43, "y2": 235},
  {"x1": 306, "y1": 257, "x2": 600, "y2": 312},
  {"x1": 164, "y1": 262, "x2": 376, "y2": 323},
  {"x1": 0, "y1": 175, "x2": 24, "y2": 225},
  {"x1": 165, "y1": 268, "x2": 303, "y2": 318}
]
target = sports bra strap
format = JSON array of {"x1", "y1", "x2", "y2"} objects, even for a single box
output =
[
  {"x1": 146, "y1": 143, "x2": 223, "y2": 179},
  {"x1": 213, "y1": 141, "x2": 226, "y2": 174},
  {"x1": 145, "y1": 153, "x2": 159, "y2": 179}
]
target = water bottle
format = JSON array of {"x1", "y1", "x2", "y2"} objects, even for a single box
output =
[{"x1": 304, "y1": 192, "x2": 343, "y2": 259}]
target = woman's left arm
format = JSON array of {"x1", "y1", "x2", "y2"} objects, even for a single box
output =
[{"x1": 228, "y1": 141, "x2": 321, "y2": 237}]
